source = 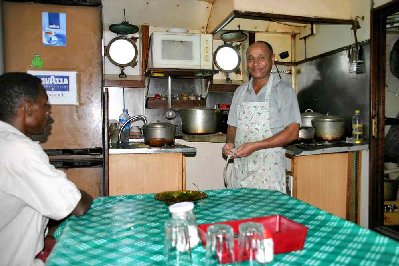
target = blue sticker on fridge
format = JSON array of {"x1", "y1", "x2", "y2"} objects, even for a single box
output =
[{"x1": 42, "y1": 12, "x2": 66, "y2": 46}]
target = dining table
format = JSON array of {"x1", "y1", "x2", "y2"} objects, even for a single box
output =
[{"x1": 46, "y1": 188, "x2": 399, "y2": 265}]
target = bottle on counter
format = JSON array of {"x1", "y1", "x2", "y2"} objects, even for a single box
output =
[
  {"x1": 352, "y1": 109, "x2": 363, "y2": 144},
  {"x1": 118, "y1": 109, "x2": 131, "y2": 142},
  {"x1": 168, "y1": 202, "x2": 199, "y2": 248}
]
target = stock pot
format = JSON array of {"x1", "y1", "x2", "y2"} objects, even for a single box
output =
[
  {"x1": 142, "y1": 121, "x2": 175, "y2": 146},
  {"x1": 298, "y1": 127, "x2": 315, "y2": 141},
  {"x1": 301, "y1": 109, "x2": 322, "y2": 127},
  {"x1": 312, "y1": 113, "x2": 345, "y2": 141},
  {"x1": 179, "y1": 108, "x2": 220, "y2": 134}
]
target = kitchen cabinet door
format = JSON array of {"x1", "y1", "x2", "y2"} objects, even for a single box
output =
[
  {"x1": 109, "y1": 153, "x2": 185, "y2": 195},
  {"x1": 292, "y1": 153, "x2": 349, "y2": 219}
]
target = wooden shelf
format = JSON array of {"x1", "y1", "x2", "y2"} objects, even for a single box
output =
[
  {"x1": 210, "y1": 80, "x2": 242, "y2": 92},
  {"x1": 146, "y1": 99, "x2": 206, "y2": 109},
  {"x1": 103, "y1": 74, "x2": 144, "y2": 88},
  {"x1": 104, "y1": 75, "x2": 242, "y2": 92}
]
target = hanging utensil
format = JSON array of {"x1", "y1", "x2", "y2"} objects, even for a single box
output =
[
  {"x1": 223, "y1": 149, "x2": 236, "y2": 188},
  {"x1": 223, "y1": 155, "x2": 233, "y2": 188},
  {"x1": 165, "y1": 76, "x2": 176, "y2": 120},
  {"x1": 109, "y1": 9, "x2": 139, "y2": 35},
  {"x1": 220, "y1": 30, "x2": 247, "y2": 43}
]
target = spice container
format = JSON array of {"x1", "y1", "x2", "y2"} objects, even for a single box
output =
[
  {"x1": 169, "y1": 202, "x2": 199, "y2": 248},
  {"x1": 180, "y1": 93, "x2": 189, "y2": 101}
]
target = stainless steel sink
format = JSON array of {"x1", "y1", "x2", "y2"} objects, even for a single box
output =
[
  {"x1": 109, "y1": 138, "x2": 196, "y2": 156},
  {"x1": 109, "y1": 138, "x2": 147, "y2": 149},
  {"x1": 122, "y1": 142, "x2": 150, "y2": 149}
]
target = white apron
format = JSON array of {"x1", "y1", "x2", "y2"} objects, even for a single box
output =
[{"x1": 227, "y1": 76, "x2": 286, "y2": 193}]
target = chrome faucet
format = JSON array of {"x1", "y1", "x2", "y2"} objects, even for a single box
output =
[{"x1": 117, "y1": 115, "x2": 147, "y2": 146}]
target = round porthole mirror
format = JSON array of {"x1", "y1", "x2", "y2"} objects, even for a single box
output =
[
  {"x1": 105, "y1": 36, "x2": 138, "y2": 78},
  {"x1": 213, "y1": 43, "x2": 242, "y2": 83}
]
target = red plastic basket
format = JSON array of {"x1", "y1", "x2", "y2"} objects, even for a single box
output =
[{"x1": 198, "y1": 215, "x2": 308, "y2": 263}]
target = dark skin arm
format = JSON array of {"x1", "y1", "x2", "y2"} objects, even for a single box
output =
[
  {"x1": 46, "y1": 190, "x2": 93, "y2": 238},
  {"x1": 223, "y1": 126, "x2": 237, "y2": 156},
  {"x1": 70, "y1": 190, "x2": 93, "y2": 216},
  {"x1": 222, "y1": 123, "x2": 299, "y2": 157}
]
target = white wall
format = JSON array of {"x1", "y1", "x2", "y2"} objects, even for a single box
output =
[
  {"x1": 360, "y1": 149, "x2": 370, "y2": 228},
  {"x1": 103, "y1": 30, "x2": 141, "y2": 76},
  {"x1": 295, "y1": 0, "x2": 392, "y2": 60},
  {"x1": 177, "y1": 140, "x2": 226, "y2": 191}
]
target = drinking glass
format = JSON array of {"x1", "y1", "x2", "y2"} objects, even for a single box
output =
[
  {"x1": 237, "y1": 222, "x2": 266, "y2": 265},
  {"x1": 205, "y1": 224, "x2": 235, "y2": 265},
  {"x1": 164, "y1": 219, "x2": 192, "y2": 265}
]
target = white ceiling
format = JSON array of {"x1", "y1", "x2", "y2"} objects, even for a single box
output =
[
  {"x1": 101, "y1": 0, "x2": 342, "y2": 36},
  {"x1": 102, "y1": 0, "x2": 214, "y2": 32}
]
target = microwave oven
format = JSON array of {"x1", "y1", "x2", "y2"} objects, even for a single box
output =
[{"x1": 148, "y1": 32, "x2": 213, "y2": 70}]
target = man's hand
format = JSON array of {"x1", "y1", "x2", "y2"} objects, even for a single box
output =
[
  {"x1": 222, "y1": 142, "x2": 236, "y2": 157},
  {"x1": 235, "y1": 142, "x2": 258, "y2": 157},
  {"x1": 71, "y1": 190, "x2": 93, "y2": 216}
]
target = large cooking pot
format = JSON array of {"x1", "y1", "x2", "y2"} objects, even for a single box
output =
[
  {"x1": 298, "y1": 126, "x2": 315, "y2": 141},
  {"x1": 142, "y1": 121, "x2": 175, "y2": 146},
  {"x1": 301, "y1": 109, "x2": 322, "y2": 127},
  {"x1": 312, "y1": 113, "x2": 345, "y2": 141},
  {"x1": 179, "y1": 108, "x2": 220, "y2": 134}
]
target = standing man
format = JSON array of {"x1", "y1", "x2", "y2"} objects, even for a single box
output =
[
  {"x1": 222, "y1": 41, "x2": 301, "y2": 193},
  {"x1": 0, "y1": 72, "x2": 93, "y2": 265}
]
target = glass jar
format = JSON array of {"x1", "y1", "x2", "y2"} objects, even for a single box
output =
[{"x1": 168, "y1": 202, "x2": 199, "y2": 248}]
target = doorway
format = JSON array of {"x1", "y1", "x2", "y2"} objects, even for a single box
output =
[{"x1": 370, "y1": 0, "x2": 399, "y2": 240}]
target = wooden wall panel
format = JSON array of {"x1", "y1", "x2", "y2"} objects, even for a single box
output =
[
  {"x1": 63, "y1": 168, "x2": 103, "y2": 198},
  {"x1": 3, "y1": 2, "x2": 103, "y2": 198},
  {"x1": 3, "y1": 2, "x2": 103, "y2": 149}
]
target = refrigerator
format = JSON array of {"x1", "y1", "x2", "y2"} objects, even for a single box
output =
[{"x1": 3, "y1": 1, "x2": 104, "y2": 197}]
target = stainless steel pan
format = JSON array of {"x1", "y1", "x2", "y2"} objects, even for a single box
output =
[{"x1": 179, "y1": 108, "x2": 220, "y2": 134}]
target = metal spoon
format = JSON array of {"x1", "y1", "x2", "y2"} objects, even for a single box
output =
[
  {"x1": 165, "y1": 76, "x2": 176, "y2": 119},
  {"x1": 166, "y1": 109, "x2": 176, "y2": 119}
]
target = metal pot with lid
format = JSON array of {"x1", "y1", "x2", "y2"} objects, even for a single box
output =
[
  {"x1": 312, "y1": 113, "x2": 345, "y2": 141},
  {"x1": 142, "y1": 121, "x2": 176, "y2": 146},
  {"x1": 301, "y1": 109, "x2": 322, "y2": 127}
]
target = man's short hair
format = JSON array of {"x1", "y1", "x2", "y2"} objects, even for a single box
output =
[
  {"x1": 253, "y1": 41, "x2": 274, "y2": 55},
  {"x1": 0, "y1": 72, "x2": 43, "y2": 122}
]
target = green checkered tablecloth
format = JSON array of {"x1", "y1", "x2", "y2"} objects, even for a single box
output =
[{"x1": 47, "y1": 188, "x2": 399, "y2": 265}]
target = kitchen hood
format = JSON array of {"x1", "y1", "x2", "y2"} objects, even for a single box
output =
[{"x1": 207, "y1": 0, "x2": 353, "y2": 33}]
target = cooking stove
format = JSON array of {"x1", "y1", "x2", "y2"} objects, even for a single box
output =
[{"x1": 289, "y1": 140, "x2": 354, "y2": 151}]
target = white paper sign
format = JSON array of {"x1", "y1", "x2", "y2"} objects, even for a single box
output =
[{"x1": 27, "y1": 70, "x2": 78, "y2": 105}]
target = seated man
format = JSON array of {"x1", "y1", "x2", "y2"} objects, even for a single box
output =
[{"x1": 0, "y1": 72, "x2": 93, "y2": 265}]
